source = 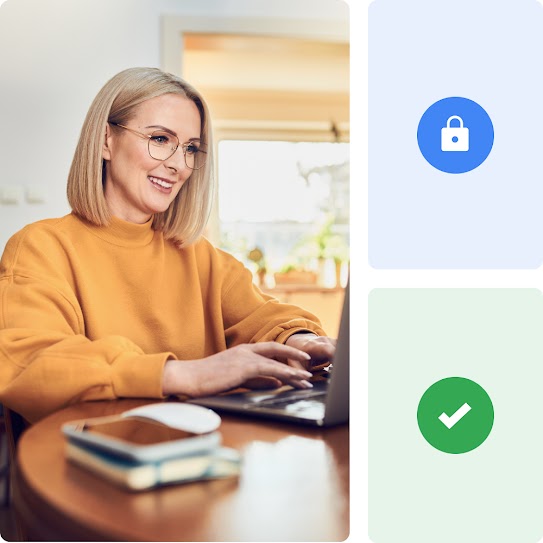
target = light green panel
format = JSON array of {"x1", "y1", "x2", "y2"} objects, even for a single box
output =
[{"x1": 369, "y1": 289, "x2": 543, "y2": 543}]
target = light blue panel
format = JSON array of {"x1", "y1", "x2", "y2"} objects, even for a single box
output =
[{"x1": 369, "y1": 0, "x2": 543, "y2": 268}]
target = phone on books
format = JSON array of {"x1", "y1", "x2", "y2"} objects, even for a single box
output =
[{"x1": 62, "y1": 415, "x2": 221, "y2": 463}]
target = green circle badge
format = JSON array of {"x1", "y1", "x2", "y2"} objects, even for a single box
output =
[{"x1": 417, "y1": 377, "x2": 494, "y2": 454}]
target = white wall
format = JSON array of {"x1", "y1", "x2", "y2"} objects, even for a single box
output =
[{"x1": 0, "y1": 0, "x2": 348, "y2": 250}]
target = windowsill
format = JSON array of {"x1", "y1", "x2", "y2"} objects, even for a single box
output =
[{"x1": 262, "y1": 285, "x2": 344, "y2": 295}]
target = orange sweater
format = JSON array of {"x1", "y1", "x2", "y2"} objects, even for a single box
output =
[{"x1": 0, "y1": 213, "x2": 324, "y2": 422}]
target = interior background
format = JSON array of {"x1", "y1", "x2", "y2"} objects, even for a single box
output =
[{"x1": 0, "y1": 0, "x2": 349, "y2": 250}]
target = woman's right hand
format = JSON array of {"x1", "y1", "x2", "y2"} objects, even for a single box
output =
[{"x1": 161, "y1": 342, "x2": 314, "y2": 398}]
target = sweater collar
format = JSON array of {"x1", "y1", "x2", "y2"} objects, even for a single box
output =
[{"x1": 81, "y1": 214, "x2": 156, "y2": 247}]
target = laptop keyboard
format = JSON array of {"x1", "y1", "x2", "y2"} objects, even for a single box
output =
[
  {"x1": 255, "y1": 390, "x2": 326, "y2": 408},
  {"x1": 244, "y1": 389, "x2": 327, "y2": 420}
]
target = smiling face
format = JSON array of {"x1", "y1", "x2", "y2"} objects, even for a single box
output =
[{"x1": 102, "y1": 93, "x2": 202, "y2": 224}]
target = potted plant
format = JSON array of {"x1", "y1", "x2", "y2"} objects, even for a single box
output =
[
  {"x1": 322, "y1": 237, "x2": 349, "y2": 287},
  {"x1": 301, "y1": 217, "x2": 349, "y2": 286},
  {"x1": 247, "y1": 247, "x2": 267, "y2": 287},
  {"x1": 273, "y1": 264, "x2": 318, "y2": 286}
]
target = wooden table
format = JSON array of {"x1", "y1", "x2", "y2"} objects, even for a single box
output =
[{"x1": 13, "y1": 400, "x2": 349, "y2": 541}]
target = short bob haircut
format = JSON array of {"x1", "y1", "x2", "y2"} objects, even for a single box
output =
[{"x1": 67, "y1": 67, "x2": 214, "y2": 248}]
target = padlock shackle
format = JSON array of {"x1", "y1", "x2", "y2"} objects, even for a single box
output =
[{"x1": 446, "y1": 115, "x2": 464, "y2": 128}]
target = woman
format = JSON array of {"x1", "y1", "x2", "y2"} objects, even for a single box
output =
[{"x1": 0, "y1": 67, "x2": 336, "y2": 423}]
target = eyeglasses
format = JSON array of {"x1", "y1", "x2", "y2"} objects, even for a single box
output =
[{"x1": 109, "y1": 122, "x2": 207, "y2": 170}]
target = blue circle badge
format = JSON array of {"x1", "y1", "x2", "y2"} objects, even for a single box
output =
[{"x1": 417, "y1": 97, "x2": 494, "y2": 174}]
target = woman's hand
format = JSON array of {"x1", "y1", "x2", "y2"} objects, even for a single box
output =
[
  {"x1": 162, "y1": 342, "x2": 314, "y2": 398},
  {"x1": 285, "y1": 333, "x2": 337, "y2": 371}
]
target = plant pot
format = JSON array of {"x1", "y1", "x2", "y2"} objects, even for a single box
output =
[{"x1": 273, "y1": 270, "x2": 318, "y2": 285}]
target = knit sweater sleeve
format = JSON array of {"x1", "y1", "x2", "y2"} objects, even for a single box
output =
[
  {"x1": 0, "y1": 225, "x2": 173, "y2": 423},
  {"x1": 216, "y1": 248, "x2": 326, "y2": 347}
]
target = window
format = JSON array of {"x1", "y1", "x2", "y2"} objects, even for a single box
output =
[
  {"x1": 218, "y1": 139, "x2": 349, "y2": 287},
  {"x1": 182, "y1": 30, "x2": 349, "y2": 288}
]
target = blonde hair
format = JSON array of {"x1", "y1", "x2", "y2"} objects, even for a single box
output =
[{"x1": 67, "y1": 67, "x2": 214, "y2": 247}]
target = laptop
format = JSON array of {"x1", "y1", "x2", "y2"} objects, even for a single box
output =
[{"x1": 189, "y1": 282, "x2": 349, "y2": 427}]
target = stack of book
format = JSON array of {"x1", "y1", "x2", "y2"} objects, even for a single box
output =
[{"x1": 62, "y1": 403, "x2": 241, "y2": 491}]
